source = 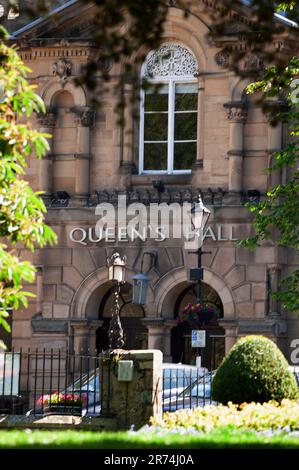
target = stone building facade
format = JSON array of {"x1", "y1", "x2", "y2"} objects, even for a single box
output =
[{"x1": 6, "y1": 0, "x2": 299, "y2": 366}]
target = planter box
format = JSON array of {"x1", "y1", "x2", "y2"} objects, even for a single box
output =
[{"x1": 43, "y1": 405, "x2": 82, "y2": 416}]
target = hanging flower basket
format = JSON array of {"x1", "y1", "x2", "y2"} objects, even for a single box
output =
[{"x1": 176, "y1": 303, "x2": 218, "y2": 328}]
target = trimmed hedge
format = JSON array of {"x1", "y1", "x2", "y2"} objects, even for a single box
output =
[{"x1": 212, "y1": 335, "x2": 298, "y2": 404}]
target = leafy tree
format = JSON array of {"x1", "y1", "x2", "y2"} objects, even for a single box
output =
[
  {"x1": 239, "y1": 50, "x2": 299, "y2": 312},
  {"x1": 0, "y1": 26, "x2": 57, "y2": 349}
]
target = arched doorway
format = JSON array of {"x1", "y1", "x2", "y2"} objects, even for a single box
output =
[
  {"x1": 171, "y1": 283, "x2": 225, "y2": 369},
  {"x1": 96, "y1": 283, "x2": 148, "y2": 353}
]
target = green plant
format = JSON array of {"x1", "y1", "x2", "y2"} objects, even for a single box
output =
[
  {"x1": 0, "y1": 29, "x2": 57, "y2": 349},
  {"x1": 212, "y1": 336, "x2": 298, "y2": 405},
  {"x1": 151, "y1": 399, "x2": 299, "y2": 432}
]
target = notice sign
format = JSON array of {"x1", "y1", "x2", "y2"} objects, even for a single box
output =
[{"x1": 191, "y1": 330, "x2": 206, "y2": 348}]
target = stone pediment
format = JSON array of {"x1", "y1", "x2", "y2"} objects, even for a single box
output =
[
  {"x1": 11, "y1": 1, "x2": 97, "y2": 41},
  {"x1": 12, "y1": 0, "x2": 256, "y2": 43}
]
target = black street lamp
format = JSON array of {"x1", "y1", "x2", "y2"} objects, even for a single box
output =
[
  {"x1": 107, "y1": 252, "x2": 126, "y2": 349},
  {"x1": 189, "y1": 195, "x2": 211, "y2": 304}
]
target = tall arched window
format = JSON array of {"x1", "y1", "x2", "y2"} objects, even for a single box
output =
[{"x1": 139, "y1": 43, "x2": 199, "y2": 174}]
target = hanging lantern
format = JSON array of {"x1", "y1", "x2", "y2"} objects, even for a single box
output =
[{"x1": 132, "y1": 273, "x2": 150, "y2": 305}]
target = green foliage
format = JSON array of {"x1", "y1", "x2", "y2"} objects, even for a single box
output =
[
  {"x1": 152, "y1": 399, "x2": 299, "y2": 433},
  {"x1": 2, "y1": 427, "x2": 299, "y2": 449},
  {"x1": 212, "y1": 336, "x2": 298, "y2": 404},
  {"x1": 241, "y1": 58, "x2": 299, "y2": 311},
  {"x1": 0, "y1": 35, "x2": 57, "y2": 347}
]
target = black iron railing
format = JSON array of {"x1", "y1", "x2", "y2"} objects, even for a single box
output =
[
  {"x1": 162, "y1": 366, "x2": 216, "y2": 412},
  {"x1": 0, "y1": 349, "x2": 100, "y2": 416}
]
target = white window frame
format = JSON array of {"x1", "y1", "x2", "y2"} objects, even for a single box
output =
[{"x1": 139, "y1": 76, "x2": 198, "y2": 175}]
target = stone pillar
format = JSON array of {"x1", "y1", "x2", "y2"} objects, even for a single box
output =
[
  {"x1": 120, "y1": 82, "x2": 136, "y2": 175},
  {"x1": 266, "y1": 107, "x2": 283, "y2": 187},
  {"x1": 87, "y1": 320, "x2": 103, "y2": 355},
  {"x1": 100, "y1": 349, "x2": 162, "y2": 429},
  {"x1": 35, "y1": 266, "x2": 43, "y2": 315},
  {"x1": 224, "y1": 102, "x2": 248, "y2": 192},
  {"x1": 36, "y1": 110, "x2": 57, "y2": 194},
  {"x1": 163, "y1": 320, "x2": 177, "y2": 362},
  {"x1": 74, "y1": 108, "x2": 94, "y2": 195},
  {"x1": 143, "y1": 319, "x2": 165, "y2": 352},
  {"x1": 267, "y1": 265, "x2": 281, "y2": 317},
  {"x1": 71, "y1": 320, "x2": 90, "y2": 354},
  {"x1": 218, "y1": 319, "x2": 237, "y2": 355}
]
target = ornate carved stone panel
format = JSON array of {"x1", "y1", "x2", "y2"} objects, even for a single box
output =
[{"x1": 144, "y1": 43, "x2": 198, "y2": 78}]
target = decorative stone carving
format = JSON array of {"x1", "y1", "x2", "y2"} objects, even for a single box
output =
[
  {"x1": 73, "y1": 108, "x2": 95, "y2": 127},
  {"x1": 36, "y1": 109, "x2": 57, "y2": 127},
  {"x1": 214, "y1": 50, "x2": 230, "y2": 68},
  {"x1": 226, "y1": 106, "x2": 248, "y2": 123},
  {"x1": 86, "y1": 188, "x2": 226, "y2": 207},
  {"x1": 144, "y1": 43, "x2": 198, "y2": 78},
  {"x1": 52, "y1": 59, "x2": 72, "y2": 81},
  {"x1": 243, "y1": 54, "x2": 265, "y2": 73}
]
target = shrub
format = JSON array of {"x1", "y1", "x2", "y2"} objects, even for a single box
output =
[
  {"x1": 212, "y1": 335, "x2": 298, "y2": 404},
  {"x1": 151, "y1": 400, "x2": 299, "y2": 432}
]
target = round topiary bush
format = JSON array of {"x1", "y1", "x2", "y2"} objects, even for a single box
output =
[{"x1": 212, "y1": 335, "x2": 298, "y2": 404}]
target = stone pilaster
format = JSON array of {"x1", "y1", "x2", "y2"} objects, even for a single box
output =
[
  {"x1": 163, "y1": 320, "x2": 177, "y2": 362},
  {"x1": 218, "y1": 319, "x2": 237, "y2": 355},
  {"x1": 36, "y1": 109, "x2": 57, "y2": 195},
  {"x1": 266, "y1": 102, "x2": 283, "y2": 187},
  {"x1": 35, "y1": 266, "x2": 44, "y2": 315},
  {"x1": 142, "y1": 318, "x2": 165, "y2": 352},
  {"x1": 73, "y1": 107, "x2": 95, "y2": 195},
  {"x1": 120, "y1": 82, "x2": 136, "y2": 175},
  {"x1": 224, "y1": 101, "x2": 248, "y2": 193},
  {"x1": 267, "y1": 264, "x2": 281, "y2": 317}
]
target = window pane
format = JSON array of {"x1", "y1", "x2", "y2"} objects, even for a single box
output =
[
  {"x1": 145, "y1": 84, "x2": 168, "y2": 112},
  {"x1": 174, "y1": 112, "x2": 197, "y2": 140},
  {"x1": 144, "y1": 143, "x2": 167, "y2": 171},
  {"x1": 144, "y1": 113, "x2": 168, "y2": 140},
  {"x1": 173, "y1": 142, "x2": 197, "y2": 170},
  {"x1": 175, "y1": 83, "x2": 198, "y2": 111}
]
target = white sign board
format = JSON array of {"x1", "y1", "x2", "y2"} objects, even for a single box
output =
[
  {"x1": 191, "y1": 330, "x2": 206, "y2": 348},
  {"x1": 0, "y1": 353, "x2": 20, "y2": 395}
]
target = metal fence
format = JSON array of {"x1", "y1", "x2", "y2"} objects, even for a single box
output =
[
  {"x1": 162, "y1": 366, "x2": 215, "y2": 412},
  {"x1": 0, "y1": 349, "x2": 100, "y2": 416}
]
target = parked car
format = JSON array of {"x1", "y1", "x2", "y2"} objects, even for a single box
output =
[
  {"x1": 31, "y1": 370, "x2": 101, "y2": 416},
  {"x1": 162, "y1": 363, "x2": 211, "y2": 411}
]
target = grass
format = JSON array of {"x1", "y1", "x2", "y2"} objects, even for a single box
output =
[{"x1": 0, "y1": 428, "x2": 299, "y2": 449}]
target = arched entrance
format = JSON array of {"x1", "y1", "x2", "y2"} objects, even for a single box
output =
[
  {"x1": 96, "y1": 282, "x2": 148, "y2": 353},
  {"x1": 171, "y1": 283, "x2": 225, "y2": 369}
]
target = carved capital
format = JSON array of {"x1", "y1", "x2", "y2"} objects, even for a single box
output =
[
  {"x1": 36, "y1": 109, "x2": 57, "y2": 127},
  {"x1": 73, "y1": 107, "x2": 95, "y2": 127},
  {"x1": 243, "y1": 54, "x2": 265, "y2": 73},
  {"x1": 226, "y1": 106, "x2": 248, "y2": 123}
]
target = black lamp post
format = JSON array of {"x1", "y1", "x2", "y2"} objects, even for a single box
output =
[
  {"x1": 189, "y1": 195, "x2": 211, "y2": 304},
  {"x1": 107, "y1": 252, "x2": 126, "y2": 349}
]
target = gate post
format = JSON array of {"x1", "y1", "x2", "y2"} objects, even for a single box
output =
[{"x1": 100, "y1": 349, "x2": 163, "y2": 429}]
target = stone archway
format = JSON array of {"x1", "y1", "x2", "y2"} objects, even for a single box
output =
[
  {"x1": 170, "y1": 282, "x2": 225, "y2": 368},
  {"x1": 154, "y1": 266, "x2": 236, "y2": 361},
  {"x1": 70, "y1": 267, "x2": 154, "y2": 354}
]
